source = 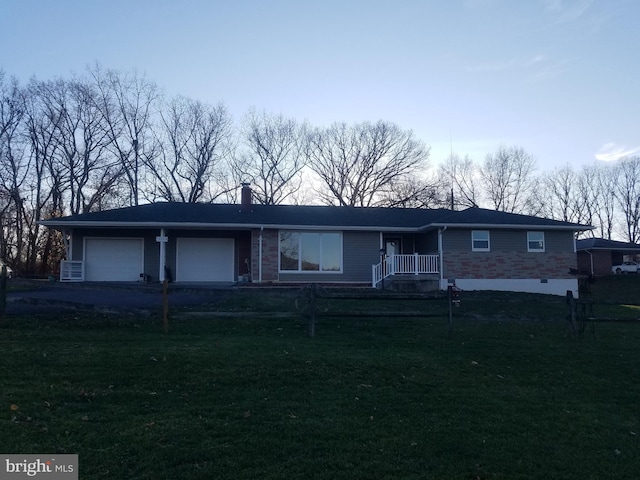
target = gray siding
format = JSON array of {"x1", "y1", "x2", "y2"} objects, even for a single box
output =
[
  {"x1": 144, "y1": 237, "x2": 160, "y2": 280},
  {"x1": 416, "y1": 232, "x2": 439, "y2": 253},
  {"x1": 344, "y1": 231, "x2": 382, "y2": 281},
  {"x1": 443, "y1": 228, "x2": 574, "y2": 252}
]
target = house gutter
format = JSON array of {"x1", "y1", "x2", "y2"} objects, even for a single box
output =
[
  {"x1": 428, "y1": 222, "x2": 594, "y2": 232},
  {"x1": 38, "y1": 220, "x2": 420, "y2": 233}
]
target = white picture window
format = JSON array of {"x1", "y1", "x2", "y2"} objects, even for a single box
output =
[
  {"x1": 472, "y1": 230, "x2": 490, "y2": 251},
  {"x1": 527, "y1": 231, "x2": 545, "y2": 252},
  {"x1": 279, "y1": 231, "x2": 342, "y2": 272}
]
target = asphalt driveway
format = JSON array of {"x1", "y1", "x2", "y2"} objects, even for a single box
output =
[{"x1": 4, "y1": 280, "x2": 234, "y2": 315}]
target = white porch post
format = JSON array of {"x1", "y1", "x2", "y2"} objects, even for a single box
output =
[
  {"x1": 156, "y1": 228, "x2": 168, "y2": 282},
  {"x1": 62, "y1": 230, "x2": 71, "y2": 259}
]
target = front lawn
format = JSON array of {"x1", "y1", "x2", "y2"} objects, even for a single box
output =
[{"x1": 2, "y1": 310, "x2": 639, "y2": 479}]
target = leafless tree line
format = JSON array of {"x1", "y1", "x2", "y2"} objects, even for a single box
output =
[
  {"x1": 438, "y1": 147, "x2": 640, "y2": 243},
  {"x1": 1, "y1": 66, "x2": 639, "y2": 275}
]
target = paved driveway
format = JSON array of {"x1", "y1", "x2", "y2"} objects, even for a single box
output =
[{"x1": 5, "y1": 280, "x2": 234, "y2": 315}]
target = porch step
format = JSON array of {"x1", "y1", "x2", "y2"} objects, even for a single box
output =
[{"x1": 384, "y1": 275, "x2": 440, "y2": 293}]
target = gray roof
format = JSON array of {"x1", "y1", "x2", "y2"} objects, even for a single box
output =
[
  {"x1": 576, "y1": 238, "x2": 640, "y2": 251},
  {"x1": 39, "y1": 203, "x2": 592, "y2": 232}
]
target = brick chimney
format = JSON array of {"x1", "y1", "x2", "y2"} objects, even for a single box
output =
[{"x1": 241, "y1": 183, "x2": 252, "y2": 211}]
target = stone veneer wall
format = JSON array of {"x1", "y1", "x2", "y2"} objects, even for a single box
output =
[
  {"x1": 443, "y1": 251, "x2": 577, "y2": 279},
  {"x1": 251, "y1": 229, "x2": 279, "y2": 282},
  {"x1": 577, "y1": 250, "x2": 611, "y2": 276}
]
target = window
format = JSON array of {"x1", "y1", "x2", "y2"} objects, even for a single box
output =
[
  {"x1": 527, "y1": 231, "x2": 545, "y2": 252},
  {"x1": 279, "y1": 231, "x2": 342, "y2": 272},
  {"x1": 472, "y1": 230, "x2": 490, "y2": 251}
]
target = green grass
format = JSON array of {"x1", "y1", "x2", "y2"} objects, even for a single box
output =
[{"x1": 2, "y1": 310, "x2": 640, "y2": 479}]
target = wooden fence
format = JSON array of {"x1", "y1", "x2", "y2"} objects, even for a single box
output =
[
  {"x1": 298, "y1": 282, "x2": 639, "y2": 340},
  {"x1": 298, "y1": 283, "x2": 458, "y2": 338},
  {"x1": 566, "y1": 288, "x2": 640, "y2": 338}
]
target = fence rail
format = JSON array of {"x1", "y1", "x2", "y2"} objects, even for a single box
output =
[{"x1": 299, "y1": 284, "x2": 449, "y2": 337}]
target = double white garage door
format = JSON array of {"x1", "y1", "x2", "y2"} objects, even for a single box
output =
[{"x1": 84, "y1": 237, "x2": 234, "y2": 282}]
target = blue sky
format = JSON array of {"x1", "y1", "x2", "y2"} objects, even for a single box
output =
[{"x1": 1, "y1": 0, "x2": 638, "y2": 170}]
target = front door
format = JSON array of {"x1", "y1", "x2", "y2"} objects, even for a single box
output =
[
  {"x1": 383, "y1": 238, "x2": 402, "y2": 276},
  {"x1": 385, "y1": 238, "x2": 401, "y2": 256}
]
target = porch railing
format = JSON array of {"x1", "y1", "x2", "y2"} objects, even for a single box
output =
[
  {"x1": 60, "y1": 260, "x2": 84, "y2": 282},
  {"x1": 372, "y1": 254, "x2": 439, "y2": 287}
]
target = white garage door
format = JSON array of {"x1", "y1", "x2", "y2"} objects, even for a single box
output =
[
  {"x1": 85, "y1": 238, "x2": 144, "y2": 281},
  {"x1": 176, "y1": 238, "x2": 235, "y2": 282}
]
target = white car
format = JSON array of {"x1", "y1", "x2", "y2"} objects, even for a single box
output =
[{"x1": 612, "y1": 262, "x2": 639, "y2": 274}]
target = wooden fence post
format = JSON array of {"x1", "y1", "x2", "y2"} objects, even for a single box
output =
[
  {"x1": 162, "y1": 279, "x2": 169, "y2": 334},
  {"x1": 308, "y1": 284, "x2": 316, "y2": 338},
  {"x1": 566, "y1": 290, "x2": 578, "y2": 338},
  {"x1": 0, "y1": 266, "x2": 7, "y2": 320},
  {"x1": 447, "y1": 285, "x2": 453, "y2": 338}
]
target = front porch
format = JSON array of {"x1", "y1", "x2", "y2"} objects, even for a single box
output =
[{"x1": 372, "y1": 254, "x2": 440, "y2": 288}]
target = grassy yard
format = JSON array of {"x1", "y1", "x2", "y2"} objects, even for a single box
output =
[{"x1": 1, "y1": 279, "x2": 639, "y2": 479}]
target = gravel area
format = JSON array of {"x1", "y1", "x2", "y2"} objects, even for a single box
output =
[{"x1": 4, "y1": 279, "x2": 234, "y2": 315}]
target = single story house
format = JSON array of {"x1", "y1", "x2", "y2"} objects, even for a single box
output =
[
  {"x1": 39, "y1": 185, "x2": 592, "y2": 296},
  {"x1": 576, "y1": 237, "x2": 640, "y2": 276}
]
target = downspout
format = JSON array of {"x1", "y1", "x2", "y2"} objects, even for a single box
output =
[
  {"x1": 438, "y1": 226, "x2": 447, "y2": 286},
  {"x1": 258, "y1": 226, "x2": 264, "y2": 283},
  {"x1": 575, "y1": 236, "x2": 594, "y2": 276}
]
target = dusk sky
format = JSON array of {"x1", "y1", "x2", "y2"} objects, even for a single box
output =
[{"x1": 2, "y1": 0, "x2": 638, "y2": 171}]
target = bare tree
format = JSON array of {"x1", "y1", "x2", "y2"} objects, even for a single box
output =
[
  {"x1": 573, "y1": 163, "x2": 616, "y2": 239},
  {"x1": 438, "y1": 153, "x2": 480, "y2": 209},
  {"x1": 90, "y1": 65, "x2": 160, "y2": 206},
  {"x1": 307, "y1": 120, "x2": 430, "y2": 207},
  {"x1": 481, "y1": 145, "x2": 537, "y2": 214},
  {"x1": 40, "y1": 78, "x2": 123, "y2": 214},
  {"x1": 592, "y1": 163, "x2": 617, "y2": 239},
  {"x1": 614, "y1": 156, "x2": 640, "y2": 243},
  {"x1": 379, "y1": 177, "x2": 443, "y2": 208},
  {"x1": 148, "y1": 96, "x2": 232, "y2": 203},
  {"x1": 540, "y1": 165, "x2": 585, "y2": 223},
  {"x1": 233, "y1": 110, "x2": 308, "y2": 205},
  {"x1": 0, "y1": 72, "x2": 27, "y2": 266},
  {"x1": 20, "y1": 79, "x2": 62, "y2": 272}
]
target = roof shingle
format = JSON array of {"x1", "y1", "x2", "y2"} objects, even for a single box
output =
[{"x1": 39, "y1": 203, "x2": 591, "y2": 231}]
